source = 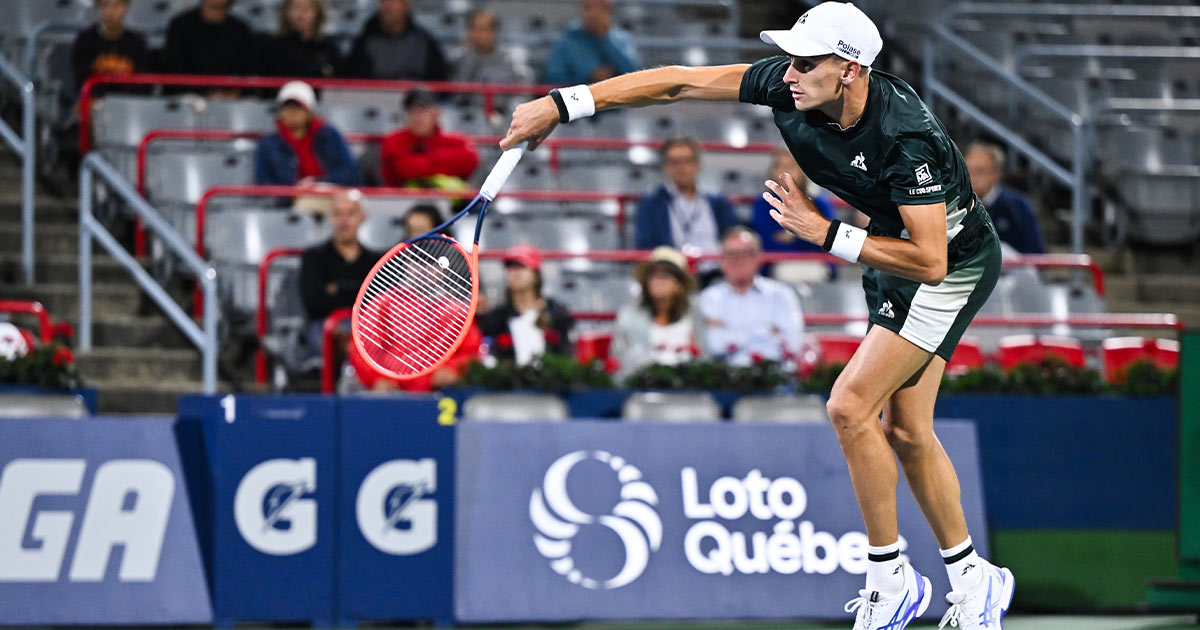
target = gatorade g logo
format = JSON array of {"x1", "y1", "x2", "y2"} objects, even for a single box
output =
[
  {"x1": 0, "y1": 458, "x2": 174, "y2": 582},
  {"x1": 530, "y1": 450, "x2": 662, "y2": 589},
  {"x1": 356, "y1": 459, "x2": 437, "y2": 555},
  {"x1": 234, "y1": 458, "x2": 317, "y2": 556}
]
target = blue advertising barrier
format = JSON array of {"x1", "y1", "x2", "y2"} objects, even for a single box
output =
[
  {"x1": 177, "y1": 395, "x2": 337, "y2": 625},
  {"x1": 336, "y1": 396, "x2": 456, "y2": 623},
  {"x1": 0, "y1": 417, "x2": 211, "y2": 625},
  {"x1": 456, "y1": 420, "x2": 987, "y2": 622}
]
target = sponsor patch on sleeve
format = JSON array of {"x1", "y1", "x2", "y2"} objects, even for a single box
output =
[{"x1": 907, "y1": 184, "x2": 943, "y2": 196}]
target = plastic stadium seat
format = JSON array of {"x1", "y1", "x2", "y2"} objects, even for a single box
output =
[
  {"x1": 732, "y1": 394, "x2": 828, "y2": 424},
  {"x1": 462, "y1": 393, "x2": 569, "y2": 422},
  {"x1": 946, "y1": 337, "x2": 987, "y2": 375},
  {"x1": 558, "y1": 163, "x2": 655, "y2": 193},
  {"x1": 622, "y1": 392, "x2": 721, "y2": 422},
  {"x1": 0, "y1": 393, "x2": 88, "y2": 419},
  {"x1": 321, "y1": 102, "x2": 394, "y2": 136},
  {"x1": 202, "y1": 99, "x2": 275, "y2": 132},
  {"x1": 1101, "y1": 337, "x2": 1180, "y2": 383},
  {"x1": 575, "y1": 332, "x2": 613, "y2": 365},
  {"x1": 92, "y1": 96, "x2": 203, "y2": 149},
  {"x1": 145, "y1": 150, "x2": 256, "y2": 205},
  {"x1": 812, "y1": 333, "x2": 863, "y2": 366},
  {"x1": 551, "y1": 263, "x2": 635, "y2": 314},
  {"x1": 207, "y1": 209, "x2": 327, "y2": 264},
  {"x1": 996, "y1": 334, "x2": 1085, "y2": 369}
]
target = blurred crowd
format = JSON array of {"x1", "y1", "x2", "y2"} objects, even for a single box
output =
[{"x1": 71, "y1": 0, "x2": 1049, "y2": 393}]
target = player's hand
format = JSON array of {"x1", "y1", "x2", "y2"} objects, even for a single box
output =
[
  {"x1": 500, "y1": 96, "x2": 560, "y2": 151},
  {"x1": 763, "y1": 173, "x2": 832, "y2": 246}
]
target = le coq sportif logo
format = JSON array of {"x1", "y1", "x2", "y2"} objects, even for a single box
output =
[{"x1": 530, "y1": 450, "x2": 662, "y2": 589}]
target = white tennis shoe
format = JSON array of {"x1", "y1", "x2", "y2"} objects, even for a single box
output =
[
  {"x1": 844, "y1": 560, "x2": 932, "y2": 630},
  {"x1": 938, "y1": 561, "x2": 1015, "y2": 629}
]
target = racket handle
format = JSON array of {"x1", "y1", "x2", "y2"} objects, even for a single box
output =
[{"x1": 480, "y1": 143, "x2": 527, "y2": 201}]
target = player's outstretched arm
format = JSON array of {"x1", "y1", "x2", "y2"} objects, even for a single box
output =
[{"x1": 499, "y1": 64, "x2": 750, "y2": 150}]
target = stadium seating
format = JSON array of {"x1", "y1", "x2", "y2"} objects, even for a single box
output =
[
  {"x1": 945, "y1": 338, "x2": 987, "y2": 375},
  {"x1": 996, "y1": 334, "x2": 1087, "y2": 369},
  {"x1": 462, "y1": 393, "x2": 569, "y2": 422},
  {"x1": 731, "y1": 394, "x2": 828, "y2": 424},
  {"x1": 622, "y1": 392, "x2": 721, "y2": 422},
  {"x1": 811, "y1": 334, "x2": 863, "y2": 367},
  {"x1": 1101, "y1": 336, "x2": 1181, "y2": 382}
]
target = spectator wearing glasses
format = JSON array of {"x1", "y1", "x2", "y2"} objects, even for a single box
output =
[
  {"x1": 635, "y1": 137, "x2": 739, "y2": 254},
  {"x1": 477, "y1": 245, "x2": 575, "y2": 366},
  {"x1": 965, "y1": 141, "x2": 1046, "y2": 254},
  {"x1": 611, "y1": 246, "x2": 707, "y2": 377},
  {"x1": 161, "y1": 0, "x2": 259, "y2": 76},
  {"x1": 751, "y1": 147, "x2": 836, "y2": 252},
  {"x1": 255, "y1": 80, "x2": 361, "y2": 187},
  {"x1": 699, "y1": 226, "x2": 805, "y2": 365},
  {"x1": 263, "y1": 0, "x2": 342, "y2": 78},
  {"x1": 71, "y1": 0, "x2": 149, "y2": 92}
]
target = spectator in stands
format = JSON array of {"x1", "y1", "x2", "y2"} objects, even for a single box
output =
[
  {"x1": 380, "y1": 89, "x2": 480, "y2": 188},
  {"x1": 966, "y1": 141, "x2": 1046, "y2": 254},
  {"x1": 404, "y1": 204, "x2": 448, "y2": 238},
  {"x1": 543, "y1": 0, "x2": 640, "y2": 85},
  {"x1": 161, "y1": 0, "x2": 259, "y2": 76},
  {"x1": 477, "y1": 245, "x2": 575, "y2": 366},
  {"x1": 452, "y1": 8, "x2": 533, "y2": 86},
  {"x1": 699, "y1": 227, "x2": 805, "y2": 364},
  {"x1": 751, "y1": 147, "x2": 835, "y2": 252},
  {"x1": 635, "y1": 137, "x2": 739, "y2": 256},
  {"x1": 611, "y1": 246, "x2": 706, "y2": 377},
  {"x1": 342, "y1": 0, "x2": 448, "y2": 80},
  {"x1": 255, "y1": 81, "x2": 361, "y2": 187},
  {"x1": 263, "y1": 0, "x2": 342, "y2": 78},
  {"x1": 299, "y1": 189, "x2": 382, "y2": 353},
  {"x1": 71, "y1": 0, "x2": 149, "y2": 92}
]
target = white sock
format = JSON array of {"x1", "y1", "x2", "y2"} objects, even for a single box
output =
[
  {"x1": 866, "y1": 541, "x2": 905, "y2": 596},
  {"x1": 941, "y1": 536, "x2": 984, "y2": 593}
]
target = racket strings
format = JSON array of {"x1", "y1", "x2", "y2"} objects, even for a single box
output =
[{"x1": 356, "y1": 237, "x2": 475, "y2": 376}]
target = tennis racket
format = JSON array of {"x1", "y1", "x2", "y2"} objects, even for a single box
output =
[{"x1": 350, "y1": 144, "x2": 527, "y2": 380}]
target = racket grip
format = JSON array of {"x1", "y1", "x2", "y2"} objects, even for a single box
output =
[{"x1": 480, "y1": 144, "x2": 527, "y2": 200}]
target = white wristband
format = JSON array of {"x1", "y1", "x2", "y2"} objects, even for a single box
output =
[
  {"x1": 559, "y1": 84, "x2": 596, "y2": 121},
  {"x1": 829, "y1": 223, "x2": 868, "y2": 263}
]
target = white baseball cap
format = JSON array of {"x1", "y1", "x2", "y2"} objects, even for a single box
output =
[
  {"x1": 760, "y1": 2, "x2": 883, "y2": 67},
  {"x1": 276, "y1": 80, "x2": 317, "y2": 110}
]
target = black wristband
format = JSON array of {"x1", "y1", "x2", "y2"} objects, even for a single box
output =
[
  {"x1": 548, "y1": 89, "x2": 570, "y2": 124},
  {"x1": 822, "y1": 219, "x2": 842, "y2": 252}
]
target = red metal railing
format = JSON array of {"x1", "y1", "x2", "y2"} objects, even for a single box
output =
[
  {"x1": 80, "y1": 73, "x2": 564, "y2": 153},
  {"x1": 254, "y1": 246, "x2": 1124, "y2": 390},
  {"x1": 0, "y1": 300, "x2": 53, "y2": 345},
  {"x1": 321, "y1": 308, "x2": 352, "y2": 395}
]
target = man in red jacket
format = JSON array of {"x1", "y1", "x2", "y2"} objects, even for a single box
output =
[{"x1": 380, "y1": 89, "x2": 480, "y2": 188}]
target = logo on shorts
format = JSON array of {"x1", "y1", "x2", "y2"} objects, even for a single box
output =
[
  {"x1": 915, "y1": 163, "x2": 933, "y2": 185},
  {"x1": 878, "y1": 300, "x2": 895, "y2": 319},
  {"x1": 850, "y1": 152, "x2": 867, "y2": 172}
]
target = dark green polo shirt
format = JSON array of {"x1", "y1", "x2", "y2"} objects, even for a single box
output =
[{"x1": 739, "y1": 56, "x2": 979, "y2": 242}]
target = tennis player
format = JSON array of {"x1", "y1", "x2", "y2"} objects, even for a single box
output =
[{"x1": 501, "y1": 3, "x2": 1011, "y2": 628}]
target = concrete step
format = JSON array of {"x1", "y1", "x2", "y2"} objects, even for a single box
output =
[
  {"x1": 0, "y1": 222, "x2": 80, "y2": 255},
  {"x1": 0, "y1": 252, "x2": 138, "y2": 285},
  {"x1": 86, "y1": 379, "x2": 208, "y2": 415},
  {"x1": 0, "y1": 195, "x2": 79, "y2": 225},
  {"x1": 76, "y1": 346, "x2": 201, "y2": 382},
  {"x1": 5, "y1": 282, "x2": 142, "y2": 319},
  {"x1": 1107, "y1": 276, "x2": 1200, "y2": 305},
  {"x1": 83, "y1": 315, "x2": 194, "y2": 349}
]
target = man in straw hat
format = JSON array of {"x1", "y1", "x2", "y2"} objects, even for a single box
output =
[{"x1": 500, "y1": 3, "x2": 1009, "y2": 628}]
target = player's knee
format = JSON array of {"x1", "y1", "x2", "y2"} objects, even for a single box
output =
[
  {"x1": 826, "y1": 391, "x2": 869, "y2": 435},
  {"x1": 884, "y1": 422, "x2": 933, "y2": 458}
]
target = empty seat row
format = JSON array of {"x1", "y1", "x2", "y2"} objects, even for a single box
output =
[{"x1": 459, "y1": 392, "x2": 828, "y2": 423}]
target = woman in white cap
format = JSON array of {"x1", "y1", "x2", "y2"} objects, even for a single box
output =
[
  {"x1": 254, "y1": 80, "x2": 361, "y2": 188},
  {"x1": 499, "y1": 3, "x2": 1011, "y2": 628}
]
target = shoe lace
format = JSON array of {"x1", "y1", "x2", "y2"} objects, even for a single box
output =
[
  {"x1": 844, "y1": 590, "x2": 874, "y2": 627},
  {"x1": 938, "y1": 592, "x2": 967, "y2": 629}
]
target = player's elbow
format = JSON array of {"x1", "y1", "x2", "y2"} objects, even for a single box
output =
[{"x1": 919, "y1": 258, "x2": 948, "y2": 285}]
